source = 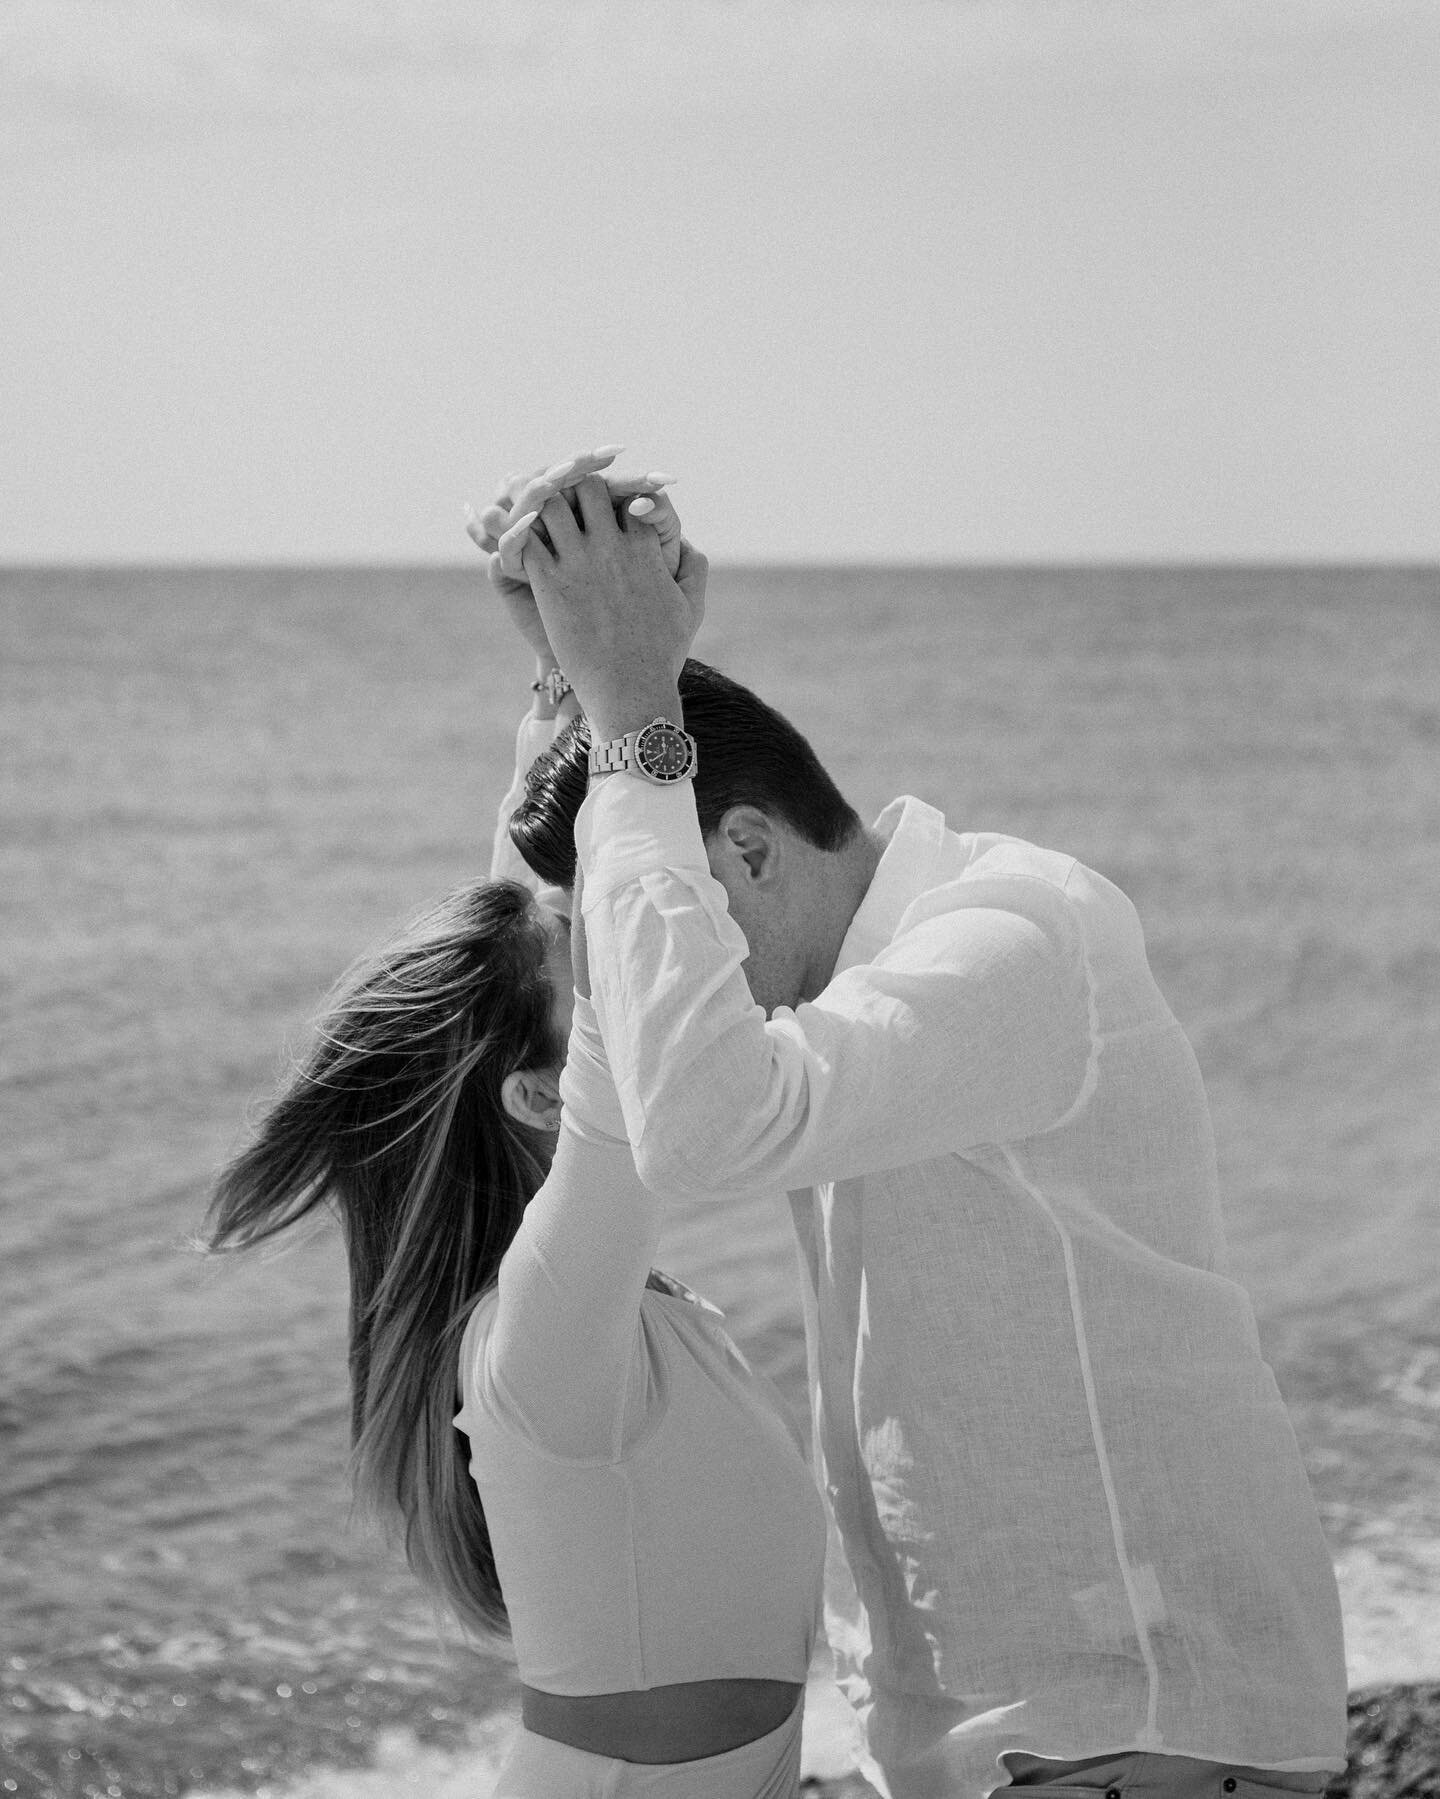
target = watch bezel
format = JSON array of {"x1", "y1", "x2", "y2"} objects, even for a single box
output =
[{"x1": 632, "y1": 717, "x2": 698, "y2": 784}]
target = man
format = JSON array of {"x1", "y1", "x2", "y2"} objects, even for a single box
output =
[{"x1": 496, "y1": 468, "x2": 1348, "y2": 1799}]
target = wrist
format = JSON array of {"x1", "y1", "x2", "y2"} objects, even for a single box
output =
[
  {"x1": 530, "y1": 660, "x2": 573, "y2": 719},
  {"x1": 586, "y1": 704, "x2": 695, "y2": 787},
  {"x1": 587, "y1": 687, "x2": 684, "y2": 748}
]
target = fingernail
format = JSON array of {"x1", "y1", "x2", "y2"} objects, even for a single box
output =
[
  {"x1": 506, "y1": 510, "x2": 539, "y2": 537},
  {"x1": 645, "y1": 471, "x2": 676, "y2": 487},
  {"x1": 544, "y1": 459, "x2": 575, "y2": 483},
  {"x1": 592, "y1": 443, "x2": 625, "y2": 459},
  {"x1": 628, "y1": 497, "x2": 656, "y2": 517}
]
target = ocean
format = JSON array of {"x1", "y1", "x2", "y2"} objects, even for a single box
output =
[{"x1": 2, "y1": 565, "x2": 1437, "y2": 1798}]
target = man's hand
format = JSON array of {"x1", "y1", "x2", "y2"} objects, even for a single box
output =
[
  {"x1": 466, "y1": 447, "x2": 626, "y2": 664},
  {"x1": 521, "y1": 473, "x2": 707, "y2": 746},
  {"x1": 466, "y1": 449, "x2": 686, "y2": 669},
  {"x1": 494, "y1": 465, "x2": 684, "y2": 587}
]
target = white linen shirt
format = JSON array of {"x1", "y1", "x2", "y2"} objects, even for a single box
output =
[{"x1": 576, "y1": 779, "x2": 1347, "y2": 1799}]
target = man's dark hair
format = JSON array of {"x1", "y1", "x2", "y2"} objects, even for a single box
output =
[{"x1": 509, "y1": 658, "x2": 862, "y2": 887}]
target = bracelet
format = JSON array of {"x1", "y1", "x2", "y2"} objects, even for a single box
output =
[{"x1": 531, "y1": 668, "x2": 573, "y2": 706}]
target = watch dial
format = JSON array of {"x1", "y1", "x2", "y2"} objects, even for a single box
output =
[{"x1": 637, "y1": 723, "x2": 692, "y2": 780}]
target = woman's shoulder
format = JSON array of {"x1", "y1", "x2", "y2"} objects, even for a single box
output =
[{"x1": 456, "y1": 1287, "x2": 501, "y2": 1406}]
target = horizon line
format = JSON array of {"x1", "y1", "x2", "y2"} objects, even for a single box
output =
[{"x1": 3, "y1": 557, "x2": 1438, "y2": 576}]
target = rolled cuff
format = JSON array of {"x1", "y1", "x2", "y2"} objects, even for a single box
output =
[{"x1": 575, "y1": 776, "x2": 711, "y2": 903}]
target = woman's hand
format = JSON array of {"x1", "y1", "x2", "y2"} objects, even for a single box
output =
[{"x1": 496, "y1": 467, "x2": 684, "y2": 587}]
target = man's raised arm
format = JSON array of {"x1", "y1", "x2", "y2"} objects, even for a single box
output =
[
  {"x1": 576, "y1": 776, "x2": 1092, "y2": 1198},
  {"x1": 521, "y1": 475, "x2": 1094, "y2": 1200}
]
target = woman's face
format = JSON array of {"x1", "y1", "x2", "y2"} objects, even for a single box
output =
[
  {"x1": 498, "y1": 894, "x2": 576, "y2": 1148},
  {"x1": 538, "y1": 897, "x2": 575, "y2": 1052}
]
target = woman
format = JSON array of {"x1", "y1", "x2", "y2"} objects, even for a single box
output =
[{"x1": 203, "y1": 454, "x2": 826, "y2": 1797}]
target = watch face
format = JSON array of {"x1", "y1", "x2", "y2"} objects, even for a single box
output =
[{"x1": 635, "y1": 720, "x2": 696, "y2": 782}]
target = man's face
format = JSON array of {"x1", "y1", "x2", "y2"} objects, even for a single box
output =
[{"x1": 703, "y1": 839, "x2": 809, "y2": 1017}]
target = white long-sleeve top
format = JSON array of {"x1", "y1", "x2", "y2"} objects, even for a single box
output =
[
  {"x1": 489, "y1": 710, "x2": 565, "y2": 891},
  {"x1": 576, "y1": 777, "x2": 1348, "y2": 1798},
  {"x1": 454, "y1": 996, "x2": 825, "y2": 1694}
]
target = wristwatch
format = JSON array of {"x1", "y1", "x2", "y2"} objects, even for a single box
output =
[{"x1": 587, "y1": 717, "x2": 699, "y2": 785}]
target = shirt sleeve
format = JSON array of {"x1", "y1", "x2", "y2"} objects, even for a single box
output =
[
  {"x1": 488, "y1": 711, "x2": 562, "y2": 888},
  {"x1": 481, "y1": 994, "x2": 661, "y2": 1460},
  {"x1": 577, "y1": 778, "x2": 1096, "y2": 1200}
]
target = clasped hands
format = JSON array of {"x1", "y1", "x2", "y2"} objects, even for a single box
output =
[{"x1": 467, "y1": 448, "x2": 707, "y2": 746}]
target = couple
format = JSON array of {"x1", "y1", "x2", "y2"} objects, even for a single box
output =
[{"x1": 207, "y1": 450, "x2": 1347, "y2": 1798}]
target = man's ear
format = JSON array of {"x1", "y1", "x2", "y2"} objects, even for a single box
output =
[
  {"x1": 500, "y1": 1067, "x2": 563, "y2": 1133},
  {"x1": 714, "y1": 806, "x2": 780, "y2": 885}
]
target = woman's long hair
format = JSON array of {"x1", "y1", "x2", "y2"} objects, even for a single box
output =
[{"x1": 202, "y1": 878, "x2": 562, "y2": 1636}]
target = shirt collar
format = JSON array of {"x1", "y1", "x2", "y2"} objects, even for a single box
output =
[{"x1": 831, "y1": 795, "x2": 948, "y2": 979}]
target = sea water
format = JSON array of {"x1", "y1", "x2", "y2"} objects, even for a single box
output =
[{"x1": 2, "y1": 566, "x2": 1437, "y2": 1797}]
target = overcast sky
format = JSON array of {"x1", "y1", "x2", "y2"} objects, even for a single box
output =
[{"x1": 3, "y1": 0, "x2": 1437, "y2": 564}]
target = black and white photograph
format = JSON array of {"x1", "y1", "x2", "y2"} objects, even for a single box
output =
[{"x1": 3, "y1": 5, "x2": 1437, "y2": 1797}]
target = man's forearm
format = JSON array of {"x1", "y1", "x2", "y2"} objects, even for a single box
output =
[
  {"x1": 578, "y1": 781, "x2": 1096, "y2": 1198},
  {"x1": 585, "y1": 681, "x2": 685, "y2": 760},
  {"x1": 523, "y1": 476, "x2": 702, "y2": 748}
]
